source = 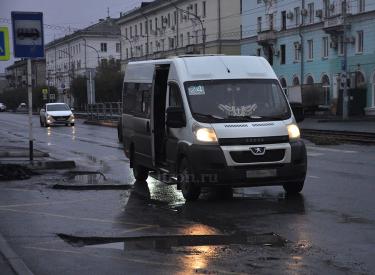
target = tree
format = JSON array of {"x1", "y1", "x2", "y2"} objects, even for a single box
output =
[
  {"x1": 70, "y1": 75, "x2": 87, "y2": 109},
  {"x1": 95, "y1": 59, "x2": 123, "y2": 102}
]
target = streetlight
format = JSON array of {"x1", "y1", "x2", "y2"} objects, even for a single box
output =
[
  {"x1": 85, "y1": 44, "x2": 100, "y2": 67},
  {"x1": 168, "y1": 0, "x2": 206, "y2": 54}
]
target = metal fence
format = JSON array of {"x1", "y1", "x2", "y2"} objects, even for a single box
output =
[{"x1": 76, "y1": 102, "x2": 122, "y2": 121}]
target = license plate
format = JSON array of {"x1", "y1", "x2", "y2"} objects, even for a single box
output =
[
  {"x1": 246, "y1": 169, "x2": 277, "y2": 178},
  {"x1": 56, "y1": 117, "x2": 65, "y2": 121}
]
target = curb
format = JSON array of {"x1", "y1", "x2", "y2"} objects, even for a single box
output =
[
  {"x1": 26, "y1": 161, "x2": 76, "y2": 170},
  {"x1": 0, "y1": 151, "x2": 49, "y2": 158},
  {"x1": 84, "y1": 120, "x2": 117, "y2": 128},
  {"x1": 0, "y1": 232, "x2": 34, "y2": 275}
]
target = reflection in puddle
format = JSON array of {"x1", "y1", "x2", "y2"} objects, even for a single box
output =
[
  {"x1": 64, "y1": 171, "x2": 107, "y2": 185},
  {"x1": 59, "y1": 232, "x2": 287, "y2": 251}
]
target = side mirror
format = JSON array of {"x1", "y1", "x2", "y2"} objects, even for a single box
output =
[
  {"x1": 290, "y1": 103, "x2": 304, "y2": 123},
  {"x1": 70, "y1": 108, "x2": 75, "y2": 111},
  {"x1": 40, "y1": 108, "x2": 45, "y2": 112},
  {"x1": 166, "y1": 107, "x2": 186, "y2": 128}
]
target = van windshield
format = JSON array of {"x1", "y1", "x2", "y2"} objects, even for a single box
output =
[{"x1": 184, "y1": 79, "x2": 291, "y2": 123}]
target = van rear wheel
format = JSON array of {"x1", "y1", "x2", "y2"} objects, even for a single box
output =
[
  {"x1": 283, "y1": 180, "x2": 304, "y2": 195},
  {"x1": 179, "y1": 158, "x2": 201, "y2": 201},
  {"x1": 133, "y1": 165, "x2": 149, "y2": 181}
]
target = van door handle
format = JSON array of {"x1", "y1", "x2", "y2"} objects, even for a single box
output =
[{"x1": 146, "y1": 121, "x2": 150, "y2": 133}]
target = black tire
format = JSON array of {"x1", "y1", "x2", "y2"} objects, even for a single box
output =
[
  {"x1": 133, "y1": 165, "x2": 149, "y2": 181},
  {"x1": 283, "y1": 180, "x2": 304, "y2": 195},
  {"x1": 179, "y1": 158, "x2": 201, "y2": 201}
]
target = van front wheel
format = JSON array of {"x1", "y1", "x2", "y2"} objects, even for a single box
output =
[
  {"x1": 283, "y1": 180, "x2": 304, "y2": 195},
  {"x1": 133, "y1": 165, "x2": 149, "y2": 181},
  {"x1": 179, "y1": 158, "x2": 201, "y2": 201}
]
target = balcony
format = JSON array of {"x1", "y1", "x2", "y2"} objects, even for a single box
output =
[
  {"x1": 257, "y1": 30, "x2": 277, "y2": 45},
  {"x1": 323, "y1": 15, "x2": 345, "y2": 33}
]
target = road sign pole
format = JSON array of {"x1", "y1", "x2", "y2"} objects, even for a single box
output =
[{"x1": 27, "y1": 58, "x2": 33, "y2": 161}]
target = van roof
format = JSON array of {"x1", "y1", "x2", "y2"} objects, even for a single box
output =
[{"x1": 125, "y1": 55, "x2": 277, "y2": 83}]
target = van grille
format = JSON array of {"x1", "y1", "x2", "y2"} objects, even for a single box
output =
[
  {"x1": 230, "y1": 149, "x2": 285, "y2": 163},
  {"x1": 219, "y1": 136, "x2": 289, "y2": 146}
]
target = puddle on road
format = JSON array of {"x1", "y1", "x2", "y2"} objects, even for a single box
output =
[
  {"x1": 58, "y1": 232, "x2": 288, "y2": 251},
  {"x1": 52, "y1": 171, "x2": 132, "y2": 190}
]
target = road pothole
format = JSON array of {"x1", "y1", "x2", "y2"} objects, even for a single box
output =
[
  {"x1": 0, "y1": 164, "x2": 37, "y2": 181},
  {"x1": 52, "y1": 171, "x2": 132, "y2": 190},
  {"x1": 57, "y1": 232, "x2": 288, "y2": 251}
]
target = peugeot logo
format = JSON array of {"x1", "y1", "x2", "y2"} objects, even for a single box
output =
[{"x1": 250, "y1": 147, "x2": 266, "y2": 155}]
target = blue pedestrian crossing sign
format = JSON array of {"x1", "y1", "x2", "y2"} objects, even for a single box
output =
[
  {"x1": 0, "y1": 27, "x2": 10, "y2": 61},
  {"x1": 11, "y1": 11, "x2": 44, "y2": 58}
]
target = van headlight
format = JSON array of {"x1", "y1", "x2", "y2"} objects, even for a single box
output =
[
  {"x1": 287, "y1": 124, "x2": 301, "y2": 141},
  {"x1": 193, "y1": 124, "x2": 218, "y2": 144}
]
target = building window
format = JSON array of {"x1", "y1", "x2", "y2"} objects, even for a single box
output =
[
  {"x1": 194, "y1": 3, "x2": 198, "y2": 15},
  {"x1": 308, "y1": 3, "x2": 314, "y2": 24},
  {"x1": 323, "y1": 0, "x2": 330, "y2": 18},
  {"x1": 116, "y1": 43, "x2": 121, "y2": 53},
  {"x1": 140, "y1": 23, "x2": 143, "y2": 36},
  {"x1": 135, "y1": 25, "x2": 138, "y2": 36},
  {"x1": 322, "y1": 37, "x2": 329, "y2": 58},
  {"x1": 295, "y1": 7, "x2": 300, "y2": 26},
  {"x1": 195, "y1": 30, "x2": 199, "y2": 44},
  {"x1": 126, "y1": 48, "x2": 128, "y2": 59},
  {"x1": 294, "y1": 42, "x2": 301, "y2": 61},
  {"x1": 281, "y1": 11, "x2": 286, "y2": 30},
  {"x1": 202, "y1": 1, "x2": 206, "y2": 17},
  {"x1": 280, "y1": 44, "x2": 286, "y2": 64},
  {"x1": 100, "y1": 43, "x2": 107, "y2": 52},
  {"x1": 338, "y1": 35, "x2": 344, "y2": 55},
  {"x1": 187, "y1": 32, "x2": 191, "y2": 44},
  {"x1": 256, "y1": 48, "x2": 261, "y2": 56},
  {"x1": 356, "y1": 31, "x2": 364, "y2": 53},
  {"x1": 168, "y1": 13, "x2": 171, "y2": 28},
  {"x1": 358, "y1": 0, "x2": 365, "y2": 13},
  {"x1": 269, "y1": 14, "x2": 274, "y2": 30},
  {"x1": 307, "y1": 40, "x2": 314, "y2": 60},
  {"x1": 257, "y1": 17, "x2": 262, "y2": 32},
  {"x1": 180, "y1": 33, "x2": 183, "y2": 46}
]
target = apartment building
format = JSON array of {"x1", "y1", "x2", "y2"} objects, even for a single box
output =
[
  {"x1": 45, "y1": 17, "x2": 121, "y2": 102},
  {"x1": 5, "y1": 59, "x2": 46, "y2": 89},
  {"x1": 242, "y1": 0, "x2": 375, "y2": 115},
  {"x1": 117, "y1": 0, "x2": 241, "y2": 68}
]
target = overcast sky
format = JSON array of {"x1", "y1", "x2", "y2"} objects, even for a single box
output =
[{"x1": 0, "y1": 0, "x2": 146, "y2": 73}]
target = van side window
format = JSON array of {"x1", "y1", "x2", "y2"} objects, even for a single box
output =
[
  {"x1": 123, "y1": 82, "x2": 152, "y2": 117},
  {"x1": 169, "y1": 83, "x2": 183, "y2": 108}
]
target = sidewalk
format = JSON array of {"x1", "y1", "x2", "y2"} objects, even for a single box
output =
[{"x1": 299, "y1": 117, "x2": 375, "y2": 134}]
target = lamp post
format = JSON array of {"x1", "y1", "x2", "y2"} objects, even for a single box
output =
[{"x1": 168, "y1": 0, "x2": 206, "y2": 54}]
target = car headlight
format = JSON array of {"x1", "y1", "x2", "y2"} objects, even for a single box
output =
[
  {"x1": 287, "y1": 124, "x2": 301, "y2": 141},
  {"x1": 69, "y1": 114, "x2": 75, "y2": 121},
  {"x1": 193, "y1": 124, "x2": 218, "y2": 144},
  {"x1": 47, "y1": 115, "x2": 52, "y2": 120}
]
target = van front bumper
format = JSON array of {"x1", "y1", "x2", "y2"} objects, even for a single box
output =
[{"x1": 186, "y1": 140, "x2": 307, "y2": 187}]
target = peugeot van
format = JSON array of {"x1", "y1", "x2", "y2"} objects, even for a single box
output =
[{"x1": 121, "y1": 55, "x2": 307, "y2": 201}]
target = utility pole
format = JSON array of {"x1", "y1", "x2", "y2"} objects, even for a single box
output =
[
  {"x1": 342, "y1": 0, "x2": 349, "y2": 120},
  {"x1": 27, "y1": 59, "x2": 33, "y2": 161}
]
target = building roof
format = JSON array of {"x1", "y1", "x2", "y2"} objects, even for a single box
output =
[
  {"x1": 45, "y1": 17, "x2": 120, "y2": 49},
  {"x1": 5, "y1": 58, "x2": 46, "y2": 71}
]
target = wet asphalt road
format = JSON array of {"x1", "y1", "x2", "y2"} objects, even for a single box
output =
[{"x1": 0, "y1": 112, "x2": 375, "y2": 274}]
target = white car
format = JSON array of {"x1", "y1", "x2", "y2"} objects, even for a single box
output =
[
  {"x1": 0, "y1": 103, "x2": 6, "y2": 112},
  {"x1": 40, "y1": 103, "x2": 75, "y2": 127}
]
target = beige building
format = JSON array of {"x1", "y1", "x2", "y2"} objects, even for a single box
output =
[
  {"x1": 117, "y1": 0, "x2": 241, "y2": 68},
  {"x1": 5, "y1": 59, "x2": 46, "y2": 89}
]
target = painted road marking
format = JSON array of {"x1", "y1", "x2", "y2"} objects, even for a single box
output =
[
  {"x1": 307, "y1": 146, "x2": 357, "y2": 154},
  {"x1": 308, "y1": 175, "x2": 320, "y2": 179},
  {"x1": 0, "y1": 198, "x2": 95, "y2": 208},
  {"x1": 307, "y1": 152, "x2": 324, "y2": 157},
  {"x1": 0, "y1": 208, "x2": 157, "y2": 228}
]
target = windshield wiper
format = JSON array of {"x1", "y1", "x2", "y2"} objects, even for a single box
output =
[
  {"x1": 226, "y1": 115, "x2": 263, "y2": 121},
  {"x1": 192, "y1": 113, "x2": 224, "y2": 120}
]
